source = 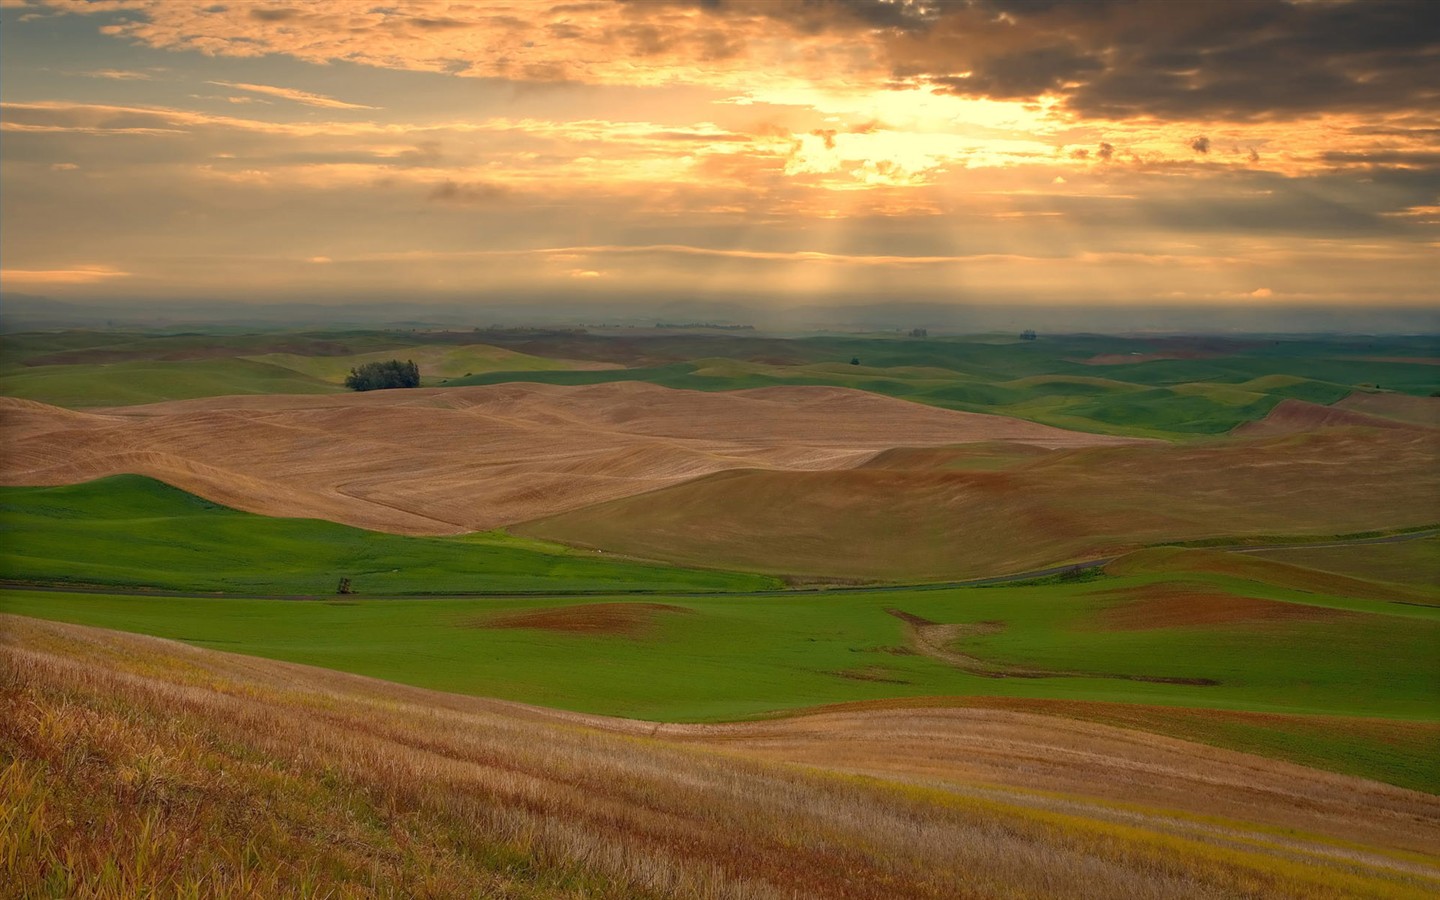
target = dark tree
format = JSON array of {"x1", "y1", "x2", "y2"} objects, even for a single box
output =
[
  {"x1": 850, "y1": 357, "x2": 861, "y2": 365},
  {"x1": 345, "y1": 359, "x2": 421, "y2": 391}
]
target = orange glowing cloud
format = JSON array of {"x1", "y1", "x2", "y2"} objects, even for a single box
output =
[{"x1": 1, "y1": 265, "x2": 132, "y2": 284}]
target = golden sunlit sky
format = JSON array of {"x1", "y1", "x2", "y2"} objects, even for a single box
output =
[{"x1": 1, "y1": 0, "x2": 1437, "y2": 320}]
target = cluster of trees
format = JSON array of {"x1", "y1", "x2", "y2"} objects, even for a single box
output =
[
  {"x1": 1020, "y1": 329, "x2": 1038, "y2": 341},
  {"x1": 344, "y1": 359, "x2": 420, "y2": 391}
]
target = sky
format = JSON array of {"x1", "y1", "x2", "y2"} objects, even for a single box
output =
[{"x1": 1, "y1": 0, "x2": 1437, "y2": 322}]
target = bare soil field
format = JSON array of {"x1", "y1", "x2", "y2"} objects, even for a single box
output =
[
  {"x1": 1249, "y1": 536, "x2": 1440, "y2": 588},
  {"x1": 1093, "y1": 583, "x2": 1356, "y2": 630},
  {"x1": 0, "y1": 382, "x2": 1134, "y2": 535},
  {"x1": 1232, "y1": 397, "x2": 1424, "y2": 436},
  {"x1": 480, "y1": 602, "x2": 693, "y2": 637},
  {"x1": 6, "y1": 616, "x2": 1438, "y2": 898},
  {"x1": 1335, "y1": 391, "x2": 1440, "y2": 427},
  {"x1": 1106, "y1": 547, "x2": 1437, "y2": 605}
]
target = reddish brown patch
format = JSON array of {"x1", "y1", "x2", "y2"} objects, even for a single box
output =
[
  {"x1": 1234, "y1": 398, "x2": 1421, "y2": 437},
  {"x1": 827, "y1": 666, "x2": 911, "y2": 684},
  {"x1": 1096, "y1": 583, "x2": 1354, "y2": 631},
  {"x1": 478, "y1": 602, "x2": 692, "y2": 637},
  {"x1": 1079, "y1": 351, "x2": 1222, "y2": 365}
]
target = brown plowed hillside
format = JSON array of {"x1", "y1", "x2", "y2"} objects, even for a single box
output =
[
  {"x1": 1334, "y1": 391, "x2": 1440, "y2": 427},
  {"x1": 1233, "y1": 397, "x2": 1427, "y2": 436},
  {"x1": 1106, "y1": 547, "x2": 1437, "y2": 605},
  {"x1": 520, "y1": 426, "x2": 1440, "y2": 580},
  {"x1": 0, "y1": 382, "x2": 1132, "y2": 534}
]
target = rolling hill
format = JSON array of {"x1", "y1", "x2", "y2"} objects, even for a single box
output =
[
  {"x1": 0, "y1": 382, "x2": 1136, "y2": 536},
  {"x1": 520, "y1": 411, "x2": 1439, "y2": 581},
  {"x1": 5, "y1": 616, "x2": 1437, "y2": 898}
]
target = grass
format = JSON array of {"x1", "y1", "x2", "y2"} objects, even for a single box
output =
[
  {"x1": 1105, "y1": 545, "x2": 1439, "y2": 601},
  {"x1": 247, "y1": 343, "x2": 599, "y2": 385},
  {"x1": 4, "y1": 556, "x2": 1437, "y2": 788},
  {"x1": 5, "y1": 616, "x2": 1438, "y2": 898},
  {"x1": 0, "y1": 328, "x2": 600, "y2": 408},
  {"x1": 0, "y1": 476, "x2": 780, "y2": 594},
  {"x1": 1249, "y1": 535, "x2": 1440, "y2": 586},
  {"x1": 0, "y1": 358, "x2": 341, "y2": 408}
]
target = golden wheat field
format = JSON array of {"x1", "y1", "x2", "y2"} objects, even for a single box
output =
[
  {"x1": 0, "y1": 383, "x2": 1136, "y2": 535},
  {"x1": 3, "y1": 615, "x2": 1438, "y2": 900}
]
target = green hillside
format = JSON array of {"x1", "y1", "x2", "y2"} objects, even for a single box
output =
[{"x1": 0, "y1": 476, "x2": 779, "y2": 594}]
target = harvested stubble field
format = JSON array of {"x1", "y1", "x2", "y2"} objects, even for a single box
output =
[
  {"x1": 4, "y1": 616, "x2": 1438, "y2": 900},
  {"x1": 521, "y1": 405, "x2": 1440, "y2": 580},
  {"x1": 0, "y1": 381, "x2": 1134, "y2": 536}
]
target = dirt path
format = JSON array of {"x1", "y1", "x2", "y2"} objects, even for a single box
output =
[{"x1": 883, "y1": 608, "x2": 1219, "y2": 685}]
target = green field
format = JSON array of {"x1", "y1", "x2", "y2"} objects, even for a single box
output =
[
  {"x1": 445, "y1": 332, "x2": 1436, "y2": 439},
  {"x1": 0, "y1": 477, "x2": 779, "y2": 594},
  {"x1": 5, "y1": 557, "x2": 1437, "y2": 789},
  {"x1": 0, "y1": 328, "x2": 593, "y2": 407},
  {"x1": 0, "y1": 357, "x2": 342, "y2": 407},
  {"x1": 245, "y1": 343, "x2": 601, "y2": 385}
]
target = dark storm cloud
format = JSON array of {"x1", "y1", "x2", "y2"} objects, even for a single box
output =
[
  {"x1": 1320, "y1": 150, "x2": 1440, "y2": 167},
  {"x1": 930, "y1": 45, "x2": 1103, "y2": 99},
  {"x1": 696, "y1": 0, "x2": 1440, "y2": 120},
  {"x1": 943, "y1": 0, "x2": 1440, "y2": 119}
]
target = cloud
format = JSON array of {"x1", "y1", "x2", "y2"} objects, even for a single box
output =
[
  {"x1": 5, "y1": 2, "x2": 1436, "y2": 310},
  {"x1": 79, "y1": 68, "x2": 153, "y2": 80},
  {"x1": 889, "y1": 0, "x2": 1440, "y2": 121},
  {"x1": 44, "y1": 0, "x2": 890, "y2": 92},
  {"x1": 28, "y1": 0, "x2": 1440, "y2": 125},
  {"x1": 207, "y1": 81, "x2": 378, "y2": 110},
  {"x1": 0, "y1": 265, "x2": 131, "y2": 284},
  {"x1": 427, "y1": 180, "x2": 509, "y2": 203}
]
